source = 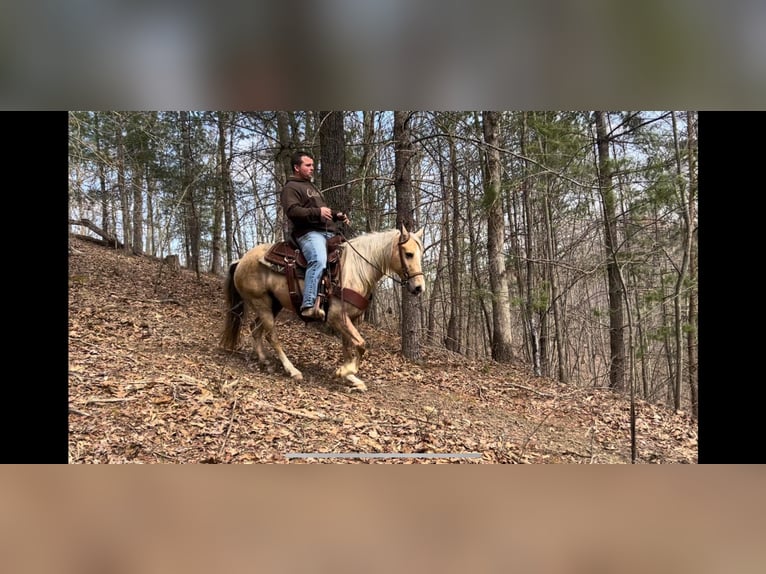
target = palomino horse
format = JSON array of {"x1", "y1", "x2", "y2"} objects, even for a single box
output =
[{"x1": 220, "y1": 225, "x2": 425, "y2": 391}]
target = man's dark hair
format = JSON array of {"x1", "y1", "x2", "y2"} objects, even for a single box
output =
[{"x1": 291, "y1": 150, "x2": 313, "y2": 171}]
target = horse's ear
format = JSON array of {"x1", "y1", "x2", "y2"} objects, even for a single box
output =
[
  {"x1": 415, "y1": 228, "x2": 424, "y2": 241},
  {"x1": 400, "y1": 224, "x2": 410, "y2": 241}
]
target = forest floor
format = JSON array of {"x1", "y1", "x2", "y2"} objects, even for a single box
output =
[{"x1": 68, "y1": 236, "x2": 698, "y2": 464}]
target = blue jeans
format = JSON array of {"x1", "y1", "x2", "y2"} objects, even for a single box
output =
[{"x1": 296, "y1": 230, "x2": 335, "y2": 310}]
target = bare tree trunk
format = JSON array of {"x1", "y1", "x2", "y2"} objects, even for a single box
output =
[
  {"x1": 445, "y1": 134, "x2": 463, "y2": 353},
  {"x1": 131, "y1": 166, "x2": 144, "y2": 255},
  {"x1": 394, "y1": 111, "x2": 421, "y2": 360},
  {"x1": 670, "y1": 111, "x2": 696, "y2": 413},
  {"x1": 508, "y1": 157, "x2": 527, "y2": 362},
  {"x1": 427, "y1": 140, "x2": 449, "y2": 346},
  {"x1": 482, "y1": 111, "x2": 514, "y2": 362},
  {"x1": 661, "y1": 289, "x2": 675, "y2": 405},
  {"x1": 359, "y1": 111, "x2": 381, "y2": 324},
  {"x1": 542, "y1": 176, "x2": 568, "y2": 383},
  {"x1": 180, "y1": 111, "x2": 201, "y2": 278},
  {"x1": 275, "y1": 111, "x2": 294, "y2": 242},
  {"x1": 94, "y1": 113, "x2": 111, "y2": 238},
  {"x1": 304, "y1": 111, "x2": 319, "y2": 150},
  {"x1": 211, "y1": 112, "x2": 230, "y2": 275},
  {"x1": 595, "y1": 111, "x2": 626, "y2": 391},
  {"x1": 464, "y1": 198, "x2": 486, "y2": 358},
  {"x1": 115, "y1": 114, "x2": 131, "y2": 253},
  {"x1": 520, "y1": 114, "x2": 540, "y2": 374},
  {"x1": 223, "y1": 116, "x2": 236, "y2": 263},
  {"x1": 145, "y1": 167, "x2": 155, "y2": 255},
  {"x1": 357, "y1": 110, "x2": 382, "y2": 236},
  {"x1": 319, "y1": 111, "x2": 350, "y2": 221},
  {"x1": 670, "y1": 111, "x2": 685, "y2": 410},
  {"x1": 686, "y1": 111, "x2": 698, "y2": 417}
]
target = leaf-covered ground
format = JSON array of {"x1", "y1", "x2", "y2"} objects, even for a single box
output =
[{"x1": 68, "y1": 237, "x2": 698, "y2": 463}]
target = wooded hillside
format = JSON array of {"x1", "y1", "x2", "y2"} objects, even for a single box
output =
[
  {"x1": 68, "y1": 111, "x2": 698, "y2": 418},
  {"x1": 68, "y1": 237, "x2": 697, "y2": 463}
]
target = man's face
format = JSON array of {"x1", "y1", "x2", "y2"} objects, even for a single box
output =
[{"x1": 295, "y1": 156, "x2": 314, "y2": 181}]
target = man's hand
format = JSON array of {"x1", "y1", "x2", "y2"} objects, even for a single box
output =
[
  {"x1": 333, "y1": 211, "x2": 350, "y2": 224},
  {"x1": 319, "y1": 206, "x2": 333, "y2": 221}
]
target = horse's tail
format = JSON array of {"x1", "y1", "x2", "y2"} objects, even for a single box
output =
[{"x1": 220, "y1": 261, "x2": 245, "y2": 350}]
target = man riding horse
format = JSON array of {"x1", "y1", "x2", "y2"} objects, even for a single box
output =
[{"x1": 280, "y1": 150, "x2": 349, "y2": 321}]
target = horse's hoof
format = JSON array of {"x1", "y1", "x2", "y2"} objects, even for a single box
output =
[
  {"x1": 345, "y1": 376, "x2": 367, "y2": 392},
  {"x1": 291, "y1": 372, "x2": 304, "y2": 381}
]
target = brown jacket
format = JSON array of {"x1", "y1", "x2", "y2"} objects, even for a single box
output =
[{"x1": 280, "y1": 176, "x2": 339, "y2": 238}]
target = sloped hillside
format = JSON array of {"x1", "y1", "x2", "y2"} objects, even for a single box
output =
[{"x1": 67, "y1": 237, "x2": 697, "y2": 463}]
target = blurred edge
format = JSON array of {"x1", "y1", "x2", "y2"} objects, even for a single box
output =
[
  {"x1": 1, "y1": 466, "x2": 765, "y2": 573},
  {"x1": 3, "y1": 0, "x2": 765, "y2": 110}
]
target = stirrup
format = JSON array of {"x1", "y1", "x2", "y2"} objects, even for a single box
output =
[{"x1": 300, "y1": 305, "x2": 325, "y2": 321}]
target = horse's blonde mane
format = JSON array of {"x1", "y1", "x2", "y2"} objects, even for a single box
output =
[{"x1": 340, "y1": 228, "x2": 427, "y2": 295}]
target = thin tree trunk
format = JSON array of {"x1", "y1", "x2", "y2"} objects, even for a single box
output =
[
  {"x1": 686, "y1": 111, "x2": 698, "y2": 417},
  {"x1": 275, "y1": 111, "x2": 293, "y2": 242},
  {"x1": 359, "y1": 111, "x2": 381, "y2": 324},
  {"x1": 319, "y1": 111, "x2": 350, "y2": 218},
  {"x1": 131, "y1": 166, "x2": 144, "y2": 255},
  {"x1": 180, "y1": 111, "x2": 201, "y2": 277},
  {"x1": 94, "y1": 113, "x2": 111, "y2": 239},
  {"x1": 671, "y1": 111, "x2": 693, "y2": 412},
  {"x1": 464, "y1": 197, "x2": 480, "y2": 358},
  {"x1": 482, "y1": 111, "x2": 514, "y2": 362},
  {"x1": 211, "y1": 112, "x2": 229, "y2": 275},
  {"x1": 446, "y1": 134, "x2": 463, "y2": 353},
  {"x1": 595, "y1": 111, "x2": 626, "y2": 391},
  {"x1": 427, "y1": 142, "x2": 449, "y2": 346},
  {"x1": 145, "y1": 167, "x2": 155, "y2": 255},
  {"x1": 632, "y1": 285, "x2": 649, "y2": 399},
  {"x1": 115, "y1": 113, "x2": 131, "y2": 253},
  {"x1": 394, "y1": 111, "x2": 420, "y2": 360},
  {"x1": 520, "y1": 113, "x2": 540, "y2": 374},
  {"x1": 542, "y1": 177, "x2": 568, "y2": 383}
]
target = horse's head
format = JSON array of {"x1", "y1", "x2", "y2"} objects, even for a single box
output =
[{"x1": 394, "y1": 224, "x2": 426, "y2": 295}]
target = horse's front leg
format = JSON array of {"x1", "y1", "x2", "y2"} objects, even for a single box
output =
[{"x1": 331, "y1": 313, "x2": 367, "y2": 391}]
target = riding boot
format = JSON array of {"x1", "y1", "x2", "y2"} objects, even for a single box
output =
[
  {"x1": 301, "y1": 297, "x2": 325, "y2": 321},
  {"x1": 313, "y1": 292, "x2": 326, "y2": 319}
]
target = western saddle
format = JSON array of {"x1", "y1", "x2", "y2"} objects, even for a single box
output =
[{"x1": 263, "y1": 234, "x2": 370, "y2": 322}]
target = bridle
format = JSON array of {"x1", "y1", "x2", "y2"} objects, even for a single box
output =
[{"x1": 396, "y1": 232, "x2": 424, "y2": 284}]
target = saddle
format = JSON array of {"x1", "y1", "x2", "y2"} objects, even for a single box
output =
[{"x1": 263, "y1": 234, "x2": 370, "y2": 321}]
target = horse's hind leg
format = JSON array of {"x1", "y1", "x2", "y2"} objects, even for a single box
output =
[
  {"x1": 250, "y1": 299, "x2": 302, "y2": 381},
  {"x1": 254, "y1": 298, "x2": 303, "y2": 381},
  {"x1": 265, "y1": 327, "x2": 303, "y2": 381},
  {"x1": 249, "y1": 316, "x2": 272, "y2": 371}
]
